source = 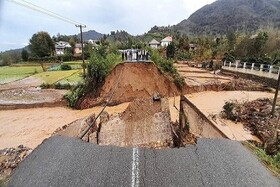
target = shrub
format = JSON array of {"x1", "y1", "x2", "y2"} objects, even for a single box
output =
[
  {"x1": 60, "y1": 64, "x2": 72, "y2": 70},
  {"x1": 40, "y1": 83, "x2": 52, "y2": 89},
  {"x1": 150, "y1": 49, "x2": 185, "y2": 89},
  {"x1": 174, "y1": 75, "x2": 185, "y2": 90},
  {"x1": 65, "y1": 45, "x2": 121, "y2": 108},
  {"x1": 64, "y1": 83, "x2": 86, "y2": 107},
  {"x1": 55, "y1": 82, "x2": 72, "y2": 90}
]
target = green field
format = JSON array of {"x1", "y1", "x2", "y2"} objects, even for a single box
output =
[
  {"x1": 56, "y1": 70, "x2": 83, "y2": 85},
  {"x1": 0, "y1": 61, "x2": 84, "y2": 86},
  {"x1": 33, "y1": 70, "x2": 80, "y2": 85},
  {"x1": 0, "y1": 66, "x2": 43, "y2": 84}
]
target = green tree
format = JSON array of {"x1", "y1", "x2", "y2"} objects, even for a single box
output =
[
  {"x1": 29, "y1": 31, "x2": 54, "y2": 58},
  {"x1": 254, "y1": 32, "x2": 268, "y2": 57},
  {"x1": 21, "y1": 49, "x2": 29, "y2": 61},
  {"x1": 29, "y1": 31, "x2": 54, "y2": 71},
  {"x1": 166, "y1": 42, "x2": 176, "y2": 59},
  {"x1": 226, "y1": 31, "x2": 236, "y2": 51}
]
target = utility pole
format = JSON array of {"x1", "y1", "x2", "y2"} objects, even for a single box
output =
[
  {"x1": 272, "y1": 72, "x2": 280, "y2": 117},
  {"x1": 76, "y1": 24, "x2": 86, "y2": 78}
]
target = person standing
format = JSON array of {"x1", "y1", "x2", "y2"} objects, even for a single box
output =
[
  {"x1": 125, "y1": 50, "x2": 128, "y2": 60},
  {"x1": 122, "y1": 51, "x2": 124, "y2": 61}
]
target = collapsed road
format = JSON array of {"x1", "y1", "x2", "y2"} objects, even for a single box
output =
[{"x1": 8, "y1": 136, "x2": 279, "y2": 187}]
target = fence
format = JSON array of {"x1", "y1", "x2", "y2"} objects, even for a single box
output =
[{"x1": 223, "y1": 61, "x2": 280, "y2": 80}]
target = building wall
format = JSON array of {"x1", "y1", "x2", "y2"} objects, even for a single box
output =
[
  {"x1": 161, "y1": 41, "x2": 170, "y2": 47},
  {"x1": 74, "y1": 48, "x2": 82, "y2": 54},
  {"x1": 149, "y1": 44, "x2": 158, "y2": 49}
]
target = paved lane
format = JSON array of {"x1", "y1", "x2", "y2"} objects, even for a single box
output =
[{"x1": 8, "y1": 136, "x2": 279, "y2": 187}]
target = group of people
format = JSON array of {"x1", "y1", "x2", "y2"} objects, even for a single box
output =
[{"x1": 121, "y1": 49, "x2": 150, "y2": 61}]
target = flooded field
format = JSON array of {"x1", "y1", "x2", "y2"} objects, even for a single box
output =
[
  {"x1": 0, "y1": 104, "x2": 129, "y2": 149},
  {"x1": 186, "y1": 91, "x2": 274, "y2": 141}
]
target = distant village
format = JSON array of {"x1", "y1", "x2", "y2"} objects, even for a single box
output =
[{"x1": 54, "y1": 36, "x2": 197, "y2": 57}]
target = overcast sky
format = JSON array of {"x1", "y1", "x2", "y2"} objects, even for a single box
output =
[{"x1": 0, "y1": 0, "x2": 216, "y2": 52}]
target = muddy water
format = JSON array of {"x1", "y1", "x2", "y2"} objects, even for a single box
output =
[
  {"x1": 0, "y1": 103, "x2": 129, "y2": 149},
  {"x1": 0, "y1": 91, "x2": 274, "y2": 149},
  {"x1": 186, "y1": 91, "x2": 274, "y2": 141}
]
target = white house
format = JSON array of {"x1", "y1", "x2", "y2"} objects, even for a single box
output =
[
  {"x1": 149, "y1": 39, "x2": 160, "y2": 49},
  {"x1": 161, "y1": 36, "x2": 172, "y2": 47},
  {"x1": 55, "y1": 41, "x2": 71, "y2": 56}
]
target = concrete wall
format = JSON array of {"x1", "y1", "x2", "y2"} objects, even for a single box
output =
[
  {"x1": 222, "y1": 68, "x2": 278, "y2": 88},
  {"x1": 179, "y1": 96, "x2": 227, "y2": 139}
]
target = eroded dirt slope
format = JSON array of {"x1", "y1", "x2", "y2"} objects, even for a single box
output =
[{"x1": 79, "y1": 62, "x2": 179, "y2": 109}]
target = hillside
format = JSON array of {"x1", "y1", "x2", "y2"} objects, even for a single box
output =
[
  {"x1": 76, "y1": 30, "x2": 104, "y2": 41},
  {"x1": 175, "y1": 0, "x2": 280, "y2": 35}
]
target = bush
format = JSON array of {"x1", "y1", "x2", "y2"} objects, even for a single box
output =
[
  {"x1": 65, "y1": 45, "x2": 121, "y2": 108},
  {"x1": 40, "y1": 83, "x2": 52, "y2": 89},
  {"x1": 150, "y1": 49, "x2": 185, "y2": 89},
  {"x1": 55, "y1": 82, "x2": 72, "y2": 90},
  {"x1": 60, "y1": 64, "x2": 72, "y2": 70},
  {"x1": 174, "y1": 75, "x2": 185, "y2": 90},
  {"x1": 176, "y1": 51, "x2": 193, "y2": 60},
  {"x1": 64, "y1": 83, "x2": 86, "y2": 107}
]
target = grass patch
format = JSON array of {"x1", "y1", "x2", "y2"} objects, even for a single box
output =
[
  {"x1": 243, "y1": 141, "x2": 280, "y2": 177},
  {"x1": 0, "y1": 66, "x2": 42, "y2": 84},
  {"x1": 63, "y1": 60, "x2": 84, "y2": 65},
  {"x1": 56, "y1": 70, "x2": 83, "y2": 85},
  {"x1": 34, "y1": 70, "x2": 79, "y2": 85}
]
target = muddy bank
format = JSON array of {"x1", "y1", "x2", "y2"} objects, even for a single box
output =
[{"x1": 79, "y1": 62, "x2": 180, "y2": 109}]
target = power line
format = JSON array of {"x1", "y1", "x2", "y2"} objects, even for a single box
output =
[{"x1": 6, "y1": 0, "x2": 85, "y2": 26}]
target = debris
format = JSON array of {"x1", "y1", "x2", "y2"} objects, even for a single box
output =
[
  {"x1": 221, "y1": 78, "x2": 271, "y2": 92},
  {"x1": 153, "y1": 92, "x2": 161, "y2": 101},
  {"x1": 0, "y1": 145, "x2": 32, "y2": 180},
  {"x1": 221, "y1": 98, "x2": 280, "y2": 155}
]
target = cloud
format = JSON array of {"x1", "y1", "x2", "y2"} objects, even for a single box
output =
[{"x1": 0, "y1": 0, "x2": 217, "y2": 51}]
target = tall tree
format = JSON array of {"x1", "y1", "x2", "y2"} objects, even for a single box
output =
[
  {"x1": 21, "y1": 49, "x2": 29, "y2": 62},
  {"x1": 226, "y1": 31, "x2": 236, "y2": 51},
  {"x1": 29, "y1": 31, "x2": 54, "y2": 58},
  {"x1": 29, "y1": 31, "x2": 54, "y2": 71},
  {"x1": 166, "y1": 42, "x2": 176, "y2": 59}
]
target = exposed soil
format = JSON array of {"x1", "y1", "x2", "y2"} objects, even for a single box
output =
[
  {"x1": 0, "y1": 76, "x2": 68, "y2": 109},
  {"x1": 79, "y1": 62, "x2": 180, "y2": 109},
  {"x1": 0, "y1": 88, "x2": 67, "y2": 109},
  {"x1": 0, "y1": 76, "x2": 43, "y2": 91}
]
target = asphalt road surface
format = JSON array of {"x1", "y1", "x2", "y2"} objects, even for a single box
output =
[{"x1": 8, "y1": 136, "x2": 279, "y2": 187}]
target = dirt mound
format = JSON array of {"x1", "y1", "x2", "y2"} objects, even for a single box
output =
[{"x1": 79, "y1": 62, "x2": 179, "y2": 109}]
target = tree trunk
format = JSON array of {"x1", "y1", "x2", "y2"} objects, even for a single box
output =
[{"x1": 40, "y1": 62, "x2": 47, "y2": 72}]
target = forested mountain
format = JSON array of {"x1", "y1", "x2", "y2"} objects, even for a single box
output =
[
  {"x1": 76, "y1": 30, "x2": 104, "y2": 41},
  {"x1": 175, "y1": 0, "x2": 280, "y2": 35}
]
